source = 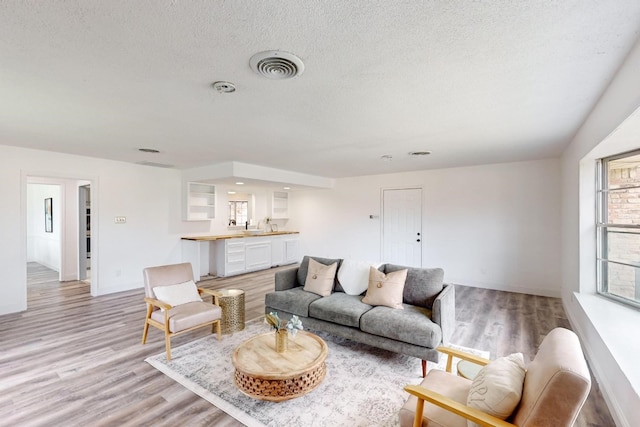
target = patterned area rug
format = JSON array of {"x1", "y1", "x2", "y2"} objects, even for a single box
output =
[{"x1": 146, "y1": 319, "x2": 487, "y2": 427}]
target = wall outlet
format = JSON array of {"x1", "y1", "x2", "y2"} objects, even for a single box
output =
[{"x1": 114, "y1": 216, "x2": 126, "y2": 224}]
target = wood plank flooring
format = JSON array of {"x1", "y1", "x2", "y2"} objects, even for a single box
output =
[{"x1": 0, "y1": 263, "x2": 614, "y2": 426}]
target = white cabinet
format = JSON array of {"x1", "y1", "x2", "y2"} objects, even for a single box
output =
[
  {"x1": 245, "y1": 238, "x2": 272, "y2": 272},
  {"x1": 215, "y1": 239, "x2": 245, "y2": 277},
  {"x1": 283, "y1": 235, "x2": 300, "y2": 264},
  {"x1": 209, "y1": 234, "x2": 300, "y2": 277},
  {"x1": 184, "y1": 182, "x2": 216, "y2": 221},
  {"x1": 271, "y1": 235, "x2": 284, "y2": 266},
  {"x1": 272, "y1": 191, "x2": 289, "y2": 219}
]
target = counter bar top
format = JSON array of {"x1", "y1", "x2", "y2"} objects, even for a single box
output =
[{"x1": 181, "y1": 231, "x2": 299, "y2": 241}]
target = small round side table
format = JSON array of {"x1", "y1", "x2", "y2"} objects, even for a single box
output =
[
  {"x1": 217, "y1": 289, "x2": 245, "y2": 334},
  {"x1": 457, "y1": 359, "x2": 483, "y2": 380}
]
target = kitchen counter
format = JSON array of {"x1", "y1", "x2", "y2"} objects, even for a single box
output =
[
  {"x1": 181, "y1": 232, "x2": 300, "y2": 280},
  {"x1": 181, "y1": 231, "x2": 299, "y2": 241}
]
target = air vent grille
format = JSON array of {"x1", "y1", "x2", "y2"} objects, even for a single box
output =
[
  {"x1": 250, "y1": 51, "x2": 305, "y2": 80},
  {"x1": 136, "y1": 161, "x2": 174, "y2": 168}
]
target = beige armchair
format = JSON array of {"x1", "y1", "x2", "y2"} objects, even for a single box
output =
[
  {"x1": 141, "y1": 262, "x2": 222, "y2": 360},
  {"x1": 400, "y1": 327, "x2": 591, "y2": 427}
]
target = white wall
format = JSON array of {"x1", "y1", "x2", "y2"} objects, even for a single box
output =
[
  {"x1": 0, "y1": 144, "x2": 184, "y2": 315},
  {"x1": 290, "y1": 158, "x2": 562, "y2": 297},
  {"x1": 26, "y1": 183, "x2": 61, "y2": 271},
  {"x1": 561, "y1": 37, "x2": 640, "y2": 427}
]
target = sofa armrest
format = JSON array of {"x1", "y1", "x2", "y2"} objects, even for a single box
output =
[
  {"x1": 274, "y1": 267, "x2": 300, "y2": 291},
  {"x1": 432, "y1": 283, "x2": 455, "y2": 345}
]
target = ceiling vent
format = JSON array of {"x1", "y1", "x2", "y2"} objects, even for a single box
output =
[
  {"x1": 136, "y1": 161, "x2": 174, "y2": 168},
  {"x1": 249, "y1": 50, "x2": 305, "y2": 80}
]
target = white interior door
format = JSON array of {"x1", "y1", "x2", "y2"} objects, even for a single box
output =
[{"x1": 382, "y1": 188, "x2": 422, "y2": 267}]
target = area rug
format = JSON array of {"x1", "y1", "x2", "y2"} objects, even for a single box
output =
[{"x1": 145, "y1": 319, "x2": 488, "y2": 427}]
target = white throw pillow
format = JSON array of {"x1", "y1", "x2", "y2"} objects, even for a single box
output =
[
  {"x1": 153, "y1": 280, "x2": 202, "y2": 307},
  {"x1": 337, "y1": 259, "x2": 378, "y2": 295},
  {"x1": 466, "y1": 353, "x2": 526, "y2": 427}
]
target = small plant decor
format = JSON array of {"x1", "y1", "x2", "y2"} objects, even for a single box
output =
[{"x1": 265, "y1": 312, "x2": 304, "y2": 337}]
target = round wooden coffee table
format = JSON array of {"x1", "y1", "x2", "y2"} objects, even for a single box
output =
[{"x1": 232, "y1": 330, "x2": 328, "y2": 401}]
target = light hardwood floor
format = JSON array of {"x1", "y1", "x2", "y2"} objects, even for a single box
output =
[{"x1": 0, "y1": 263, "x2": 614, "y2": 426}]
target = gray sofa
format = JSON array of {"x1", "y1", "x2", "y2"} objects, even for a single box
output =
[{"x1": 265, "y1": 256, "x2": 455, "y2": 376}]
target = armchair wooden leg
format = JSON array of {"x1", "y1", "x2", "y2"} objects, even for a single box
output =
[
  {"x1": 165, "y1": 332, "x2": 172, "y2": 361},
  {"x1": 413, "y1": 398, "x2": 425, "y2": 427},
  {"x1": 141, "y1": 305, "x2": 153, "y2": 344},
  {"x1": 422, "y1": 360, "x2": 427, "y2": 378},
  {"x1": 215, "y1": 320, "x2": 221, "y2": 340},
  {"x1": 142, "y1": 320, "x2": 150, "y2": 344}
]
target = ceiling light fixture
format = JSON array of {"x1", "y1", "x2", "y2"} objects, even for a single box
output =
[
  {"x1": 228, "y1": 191, "x2": 236, "y2": 195},
  {"x1": 283, "y1": 187, "x2": 291, "y2": 190},
  {"x1": 212, "y1": 81, "x2": 236, "y2": 93},
  {"x1": 138, "y1": 148, "x2": 160, "y2": 153},
  {"x1": 235, "y1": 182, "x2": 244, "y2": 185},
  {"x1": 249, "y1": 50, "x2": 305, "y2": 80},
  {"x1": 408, "y1": 151, "x2": 432, "y2": 156}
]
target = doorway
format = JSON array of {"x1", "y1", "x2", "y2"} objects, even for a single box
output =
[
  {"x1": 24, "y1": 175, "x2": 97, "y2": 306},
  {"x1": 78, "y1": 185, "x2": 91, "y2": 282},
  {"x1": 382, "y1": 188, "x2": 422, "y2": 267}
]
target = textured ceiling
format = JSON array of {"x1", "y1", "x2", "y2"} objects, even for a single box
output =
[{"x1": 1, "y1": 1, "x2": 640, "y2": 178}]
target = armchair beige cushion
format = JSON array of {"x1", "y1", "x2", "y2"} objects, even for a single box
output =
[{"x1": 400, "y1": 328, "x2": 591, "y2": 427}]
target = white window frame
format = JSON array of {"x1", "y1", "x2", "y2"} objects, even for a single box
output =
[{"x1": 596, "y1": 149, "x2": 640, "y2": 309}]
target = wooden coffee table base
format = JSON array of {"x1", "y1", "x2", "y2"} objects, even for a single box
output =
[{"x1": 232, "y1": 331, "x2": 328, "y2": 401}]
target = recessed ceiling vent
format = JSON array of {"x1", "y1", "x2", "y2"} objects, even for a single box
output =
[
  {"x1": 136, "y1": 161, "x2": 174, "y2": 168},
  {"x1": 249, "y1": 50, "x2": 305, "y2": 80}
]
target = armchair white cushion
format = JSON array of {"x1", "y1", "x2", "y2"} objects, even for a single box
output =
[{"x1": 152, "y1": 280, "x2": 203, "y2": 307}]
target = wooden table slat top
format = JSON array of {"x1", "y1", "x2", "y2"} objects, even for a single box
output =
[{"x1": 233, "y1": 331, "x2": 326, "y2": 378}]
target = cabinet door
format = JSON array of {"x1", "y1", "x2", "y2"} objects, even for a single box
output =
[
  {"x1": 225, "y1": 240, "x2": 245, "y2": 276},
  {"x1": 245, "y1": 241, "x2": 272, "y2": 272},
  {"x1": 283, "y1": 237, "x2": 299, "y2": 264},
  {"x1": 271, "y1": 236, "x2": 284, "y2": 266}
]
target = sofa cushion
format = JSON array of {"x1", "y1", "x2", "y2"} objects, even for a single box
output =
[
  {"x1": 297, "y1": 256, "x2": 344, "y2": 291},
  {"x1": 362, "y1": 266, "x2": 408, "y2": 309},
  {"x1": 360, "y1": 304, "x2": 442, "y2": 348},
  {"x1": 304, "y1": 258, "x2": 338, "y2": 297},
  {"x1": 265, "y1": 287, "x2": 322, "y2": 317},
  {"x1": 383, "y1": 264, "x2": 444, "y2": 309},
  {"x1": 308, "y1": 293, "x2": 373, "y2": 328},
  {"x1": 337, "y1": 259, "x2": 377, "y2": 296}
]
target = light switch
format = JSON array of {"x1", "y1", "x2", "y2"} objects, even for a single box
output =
[{"x1": 114, "y1": 216, "x2": 126, "y2": 224}]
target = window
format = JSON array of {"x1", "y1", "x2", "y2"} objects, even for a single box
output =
[
  {"x1": 597, "y1": 150, "x2": 640, "y2": 308},
  {"x1": 228, "y1": 200, "x2": 248, "y2": 226}
]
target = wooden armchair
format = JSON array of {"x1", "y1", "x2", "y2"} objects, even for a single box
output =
[
  {"x1": 141, "y1": 262, "x2": 222, "y2": 360},
  {"x1": 400, "y1": 328, "x2": 591, "y2": 427}
]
